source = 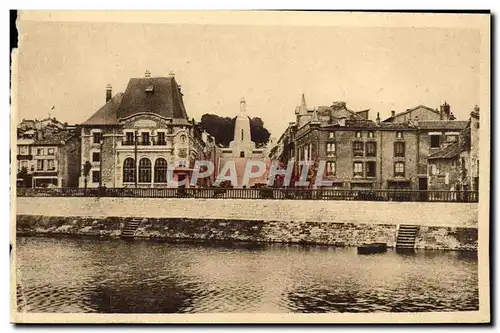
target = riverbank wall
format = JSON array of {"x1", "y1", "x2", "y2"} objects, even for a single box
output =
[{"x1": 16, "y1": 197, "x2": 479, "y2": 250}]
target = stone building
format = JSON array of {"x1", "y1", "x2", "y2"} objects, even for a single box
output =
[
  {"x1": 382, "y1": 102, "x2": 469, "y2": 191},
  {"x1": 427, "y1": 105, "x2": 480, "y2": 192},
  {"x1": 29, "y1": 131, "x2": 80, "y2": 188},
  {"x1": 272, "y1": 96, "x2": 474, "y2": 191},
  {"x1": 283, "y1": 96, "x2": 419, "y2": 189},
  {"x1": 217, "y1": 98, "x2": 269, "y2": 188},
  {"x1": 79, "y1": 71, "x2": 214, "y2": 188},
  {"x1": 16, "y1": 117, "x2": 75, "y2": 187}
]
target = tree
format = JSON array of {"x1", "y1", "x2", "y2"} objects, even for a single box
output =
[
  {"x1": 250, "y1": 117, "x2": 271, "y2": 148},
  {"x1": 199, "y1": 114, "x2": 271, "y2": 147},
  {"x1": 82, "y1": 161, "x2": 92, "y2": 194}
]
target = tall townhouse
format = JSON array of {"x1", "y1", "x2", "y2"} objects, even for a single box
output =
[
  {"x1": 79, "y1": 71, "x2": 213, "y2": 188},
  {"x1": 272, "y1": 96, "x2": 472, "y2": 191},
  {"x1": 30, "y1": 131, "x2": 80, "y2": 188}
]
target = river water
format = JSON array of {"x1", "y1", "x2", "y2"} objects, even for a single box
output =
[{"x1": 15, "y1": 236, "x2": 478, "y2": 313}]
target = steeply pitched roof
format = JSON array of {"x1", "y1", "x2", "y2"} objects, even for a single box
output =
[
  {"x1": 118, "y1": 77, "x2": 188, "y2": 120},
  {"x1": 82, "y1": 93, "x2": 123, "y2": 126},
  {"x1": 428, "y1": 142, "x2": 461, "y2": 160},
  {"x1": 418, "y1": 120, "x2": 469, "y2": 130},
  {"x1": 33, "y1": 131, "x2": 75, "y2": 146}
]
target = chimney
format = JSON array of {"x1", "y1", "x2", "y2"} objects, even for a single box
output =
[
  {"x1": 391, "y1": 110, "x2": 396, "y2": 117},
  {"x1": 106, "y1": 84, "x2": 112, "y2": 103},
  {"x1": 443, "y1": 102, "x2": 451, "y2": 120},
  {"x1": 376, "y1": 112, "x2": 381, "y2": 125},
  {"x1": 145, "y1": 70, "x2": 151, "y2": 78},
  {"x1": 439, "y1": 104, "x2": 444, "y2": 120},
  {"x1": 299, "y1": 94, "x2": 307, "y2": 114}
]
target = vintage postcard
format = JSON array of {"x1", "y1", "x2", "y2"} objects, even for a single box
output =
[{"x1": 11, "y1": 11, "x2": 490, "y2": 323}]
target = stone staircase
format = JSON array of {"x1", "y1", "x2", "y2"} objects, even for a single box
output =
[
  {"x1": 396, "y1": 225, "x2": 419, "y2": 250},
  {"x1": 120, "y1": 219, "x2": 142, "y2": 239}
]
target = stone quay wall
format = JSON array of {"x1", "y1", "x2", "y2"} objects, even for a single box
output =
[{"x1": 16, "y1": 197, "x2": 479, "y2": 250}]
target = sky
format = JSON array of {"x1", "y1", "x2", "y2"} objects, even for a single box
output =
[{"x1": 15, "y1": 19, "x2": 481, "y2": 138}]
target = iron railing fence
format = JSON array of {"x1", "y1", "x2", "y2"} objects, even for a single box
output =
[{"x1": 16, "y1": 187, "x2": 479, "y2": 203}]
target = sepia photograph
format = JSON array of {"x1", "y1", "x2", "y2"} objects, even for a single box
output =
[{"x1": 10, "y1": 10, "x2": 490, "y2": 324}]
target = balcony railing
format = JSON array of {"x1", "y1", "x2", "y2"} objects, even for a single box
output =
[
  {"x1": 121, "y1": 140, "x2": 168, "y2": 146},
  {"x1": 16, "y1": 188, "x2": 478, "y2": 202}
]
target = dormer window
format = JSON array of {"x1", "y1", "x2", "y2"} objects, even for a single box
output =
[{"x1": 145, "y1": 85, "x2": 154, "y2": 98}]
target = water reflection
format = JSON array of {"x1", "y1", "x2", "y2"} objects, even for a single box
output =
[{"x1": 16, "y1": 237, "x2": 478, "y2": 313}]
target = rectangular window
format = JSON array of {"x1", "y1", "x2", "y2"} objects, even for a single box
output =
[
  {"x1": 353, "y1": 141, "x2": 364, "y2": 157},
  {"x1": 396, "y1": 131, "x2": 403, "y2": 139},
  {"x1": 328, "y1": 132, "x2": 335, "y2": 139},
  {"x1": 36, "y1": 160, "x2": 44, "y2": 171},
  {"x1": 21, "y1": 161, "x2": 28, "y2": 170},
  {"x1": 430, "y1": 135, "x2": 440, "y2": 148},
  {"x1": 365, "y1": 142, "x2": 376, "y2": 156},
  {"x1": 326, "y1": 161, "x2": 336, "y2": 176},
  {"x1": 367, "y1": 131, "x2": 374, "y2": 138},
  {"x1": 37, "y1": 148, "x2": 44, "y2": 155},
  {"x1": 124, "y1": 132, "x2": 134, "y2": 145},
  {"x1": 353, "y1": 162, "x2": 363, "y2": 177},
  {"x1": 394, "y1": 162, "x2": 405, "y2": 177},
  {"x1": 47, "y1": 148, "x2": 55, "y2": 155},
  {"x1": 394, "y1": 142, "x2": 405, "y2": 157},
  {"x1": 93, "y1": 132, "x2": 103, "y2": 144},
  {"x1": 92, "y1": 152, "x2": 100, "y2": 162},
  {"x1": 47, "y1": 160, "x2": 55, "y2": 171},
  {"x1": 326, "y1": 143, "x2": 336, "y2": 157},
  {"x1": 157, "y1": 132, "x2": 166, "y2": 145},
  {"x1": 92, "y1": 170, "x2": 100, "y2": 183},
  {"x1": 141, "y1": 132, "x2": 150, "y2": 145},
  {"x1": 355, "y1": 131, "x2": 362, "y2": 138},
  {"x1": 366, "y1": 161, "x2": 376, "y2": 177}
]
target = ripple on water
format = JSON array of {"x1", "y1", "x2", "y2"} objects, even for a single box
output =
[{"x1": 15, "y1": 237, "x2": 479, "y2": 313}]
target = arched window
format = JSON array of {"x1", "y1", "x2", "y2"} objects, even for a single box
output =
[
  {"x1": 154, "y1": 158, "x2": 168, "y2": 183},
  {"x1": 123, "y1": 158, "x2": 136, "y2": 183},
  {"x1": 138, "y1": 158, "x2": 152, "y2": 183}
]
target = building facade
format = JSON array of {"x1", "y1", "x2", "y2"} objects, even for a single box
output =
[
  {"x1": 79, "y1": 71, "x2": 213, "y2": 188},
  {"x1": 272, "y1": 96, "x2": 475, "y2": 191},
  {"x1": 17, "y1": 118, "x2": 77, "y2": 188},
  {"x1": 427, "y1": 106, "x2": 480, "y2": 192},
  {"x1": 287, "y1": 97, "x2": 419, "y2": 189},
  {"x1": 29, "y1": 131, "x2": 80, "y2": 188}
]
